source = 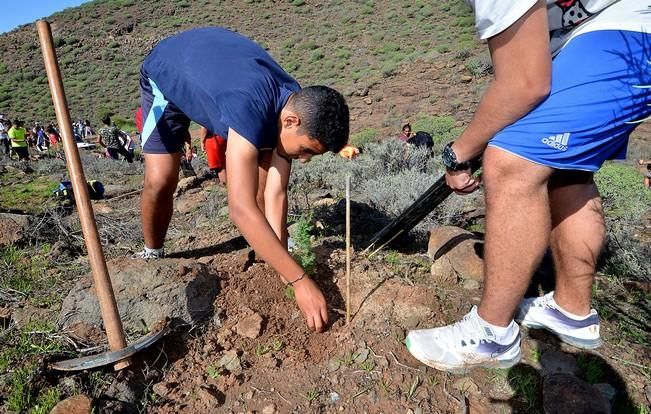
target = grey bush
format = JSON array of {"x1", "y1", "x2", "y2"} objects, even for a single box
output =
[{"x1": 289, "y1": 139, "x2": 482, "y2": 238}]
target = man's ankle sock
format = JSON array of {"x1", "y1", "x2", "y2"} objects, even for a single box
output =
[
  {"x1": 551, "y1": 296, "x2": 591, "y2": 320},
  {"x1": 476, "y1": 313, "x2": 518, "y2": 343}
]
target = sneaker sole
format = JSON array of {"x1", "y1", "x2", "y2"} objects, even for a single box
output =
[
  {"x1": 519, "y1": 321, "x2": 602, "y2": 350},
  {"x1": 412, "y1": 351, "x2": 522, "y2": 375}
]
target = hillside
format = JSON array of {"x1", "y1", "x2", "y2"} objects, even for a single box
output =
[{"x1": 0, "y1": 0, "x2": 479, "y2": 134}]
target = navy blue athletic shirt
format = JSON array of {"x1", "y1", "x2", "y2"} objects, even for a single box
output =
[{"x1": 142, "y1": 27, "x2": 300, "y2": 149}]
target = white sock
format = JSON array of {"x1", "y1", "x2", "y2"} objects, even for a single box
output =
[
  {"x1": 144, "y1": 246, "x2": 164, "y2": 254},
  {"x1": 551, "y1": 296, "x2": 591, "y2": 319},
  {"x1": 477, "y1": 313, "x2": 517, "y2": 343}
]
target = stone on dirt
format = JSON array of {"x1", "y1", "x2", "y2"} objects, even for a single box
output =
[
  {"x1": 218, "y1": 349, "x2": 242, "y2": 373},
  {"x1": 235, "y1": 312, "x2": 264, "y2": 339},
  {"x1": 262, "y1": 403, "x2": 277, "y2": 414},
  {"x1": 58, "y1": 259, "x2": 219, "y2": 339},
  {"x1": 49, "y1": 394, "x2": 92, "y2": 414},
  {"x1": 428, "y1": 226, "x2": 484, "y2": 281},
  {"x1": 543, "y1": 373, "x2": 610, "y2": 414},
  {"x1": 0, "y1": 212, "x2": 30, "y2": 246}
]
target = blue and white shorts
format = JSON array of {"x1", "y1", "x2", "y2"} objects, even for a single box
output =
[
  {"x1": 139, "y1": 71, "x2": 191, "y2": 154},
  {"x1": 489, "y1": 29, "x2": 651, "y2": 172}
]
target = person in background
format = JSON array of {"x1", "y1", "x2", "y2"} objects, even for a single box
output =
[
  {"x1": 84, "y1": 120, "x2": 95, "y2": 140},
  {"x1": 398, "y1": 123, "x2": 413, "y2": 142},
  {"x1": 8, "y1": 119, "x2": 29, "y2": 161},
  {"x1": 46, "y1": 124, "x2": 60, "y2": 152},
  {"x1": 199, "y1": 125, "x2": 227, "y2": 184},
  {"x1": 97, "y1": 115, "x2": 133, "y2": 163},
  {"x1": 640, "y1": 159, "x2": 651, "y2": 189},
  {"x1": 0, "y1": 118, "x2": 10, "y2": 156}
]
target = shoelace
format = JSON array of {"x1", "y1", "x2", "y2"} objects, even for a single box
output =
[
  {"x1": 440, "y1": 309, "x2": 491, "y2": 347},
  {"x1": 534, "y1": 292, "x2": 556, "y2": 308}
]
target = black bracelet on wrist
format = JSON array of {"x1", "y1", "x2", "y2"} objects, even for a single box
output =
[{"x1": 286, "y1": 273, "x2": 306, "y2": 286}]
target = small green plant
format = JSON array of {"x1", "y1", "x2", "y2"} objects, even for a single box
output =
[
  {"x1": 7, "y1": 366, "x2": 35, "y2": 412},
  {"x1": 29, "y1": 387, "x2": 61, "y2": 414},
  {"x1": 338, "y1": 351, "x2": 359, "y2": 367},
  {"x1": 255, "y1": 343, "x2": 271, "y2": 357},
  {"x1": 206, "y1": 365, "x2": 221, "y2": 379},
  {"x1": 406, "y1": 375, "x2": 421, "y2": 400},
  {"x1": 284, "y1": 285, "x2": 296, "y2": 300},
  {"x1": 303, "y1": 389, "x2": 320, "y2": 404},
  {"x1": 530, "y1": 348, "x2": 542, "y2": 363},
  {"x1": 290, "y1": 211, "x2": 316, "y2": 275},
  {"x1": 508, "y1": 367, "x2": 541, "y2": 410},
  {"x1": 384, "y1": 250, "x2": 401, "y2": 271},
  {"x1": 359, "y1": 360, "x2": 375, "y2": 372},
  {"x1": 426, "y1": 375, "x2": 440, "y2": 386},
  {"x1": 270, "y1": 338, "x2": 284, "y2": 352}
]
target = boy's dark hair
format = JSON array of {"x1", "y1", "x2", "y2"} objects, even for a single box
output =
[
  {"x1": 101, "y1": 115, "x2": 111, "y2": 126},
  {"x1": 289, "y1": 86, "x2": 349, "y2": 153}
]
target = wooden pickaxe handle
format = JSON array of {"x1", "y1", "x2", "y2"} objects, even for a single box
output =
[{"x1": 36, "y1": 20, "x2": 130, "y2": 370}]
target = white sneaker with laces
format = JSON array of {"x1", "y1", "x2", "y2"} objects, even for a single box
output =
[
  {"x1": 515, "y1": 291, "x2": 601, "y2": 349},
  {"x1": 405, "y1": 306, "x2": 521, "y2": 374}
]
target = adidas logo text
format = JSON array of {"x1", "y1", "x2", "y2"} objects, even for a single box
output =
[{"x1": 542, "y1": 132, "x2": 570, "y2": 151}]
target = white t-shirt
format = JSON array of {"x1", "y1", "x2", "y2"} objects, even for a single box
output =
[{"x1": 465, "y1": 0, "x2": 650, "y2": 53}]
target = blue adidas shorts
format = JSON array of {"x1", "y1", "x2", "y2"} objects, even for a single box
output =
[
  {"x1": 489, "y1": 30, "x2": 651, "y2": 172},
  {"x1": 139, "y1": 71, "x2": 191, "y2": 154}
]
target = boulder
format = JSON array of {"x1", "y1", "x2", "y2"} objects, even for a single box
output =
[
  {"x1": 50, "y1": 394, "x2": 92, "y2": 414},
  {"x1": 0, "y1": 212, "x2": 30, "y2": 246},
  {"x1": 428, "y1": 226, "x2": 484, "y2": 281},
  {"x1": 59, "y1": 259, "x2": 219, "y2": 340}
]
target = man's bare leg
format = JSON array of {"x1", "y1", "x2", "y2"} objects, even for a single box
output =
[
  {"x1": 141, "y1": 152, "x2": 181, "y2": 249},
  {"x1": 548, "y1": 172, "x2": 605, "y2": 316},
  {"x1": 477, "y1": 147, "x2": 554, "y2": 327}
]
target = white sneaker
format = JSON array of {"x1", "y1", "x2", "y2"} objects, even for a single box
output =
[
  {"x1": 406, "y1": 306, "x2": 521, "y2": 374},
  {"x1": 515, "y1": 291, "x2": 601, "y2": 349},
  {"x1": 132, "y1": 247, "x2": 165, "y2": 259}
]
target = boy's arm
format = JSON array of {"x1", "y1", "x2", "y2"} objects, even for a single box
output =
[
  {"x1": 263, "y1": 149, "x2": 291, "y2": 246},
  {"x1": 226, "y1": 128, "x2": 328, "y2": 332}
]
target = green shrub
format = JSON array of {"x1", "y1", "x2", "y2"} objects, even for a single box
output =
[
  {"x1": 290, "y1": 211, "x2": 316, "y2": 275},
  {"x1": 595, "y1": 162, "x2": 651, "y2": 217},
  {"x1": 349, "y1": 128, "x2": 379, "y2": 147},
  {"x1": 465, "y1": 55, "x2": 492, "y2": 76}
]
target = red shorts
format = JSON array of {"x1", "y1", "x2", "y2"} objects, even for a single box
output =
[{"x1": 205, "y1": 135, "x2": 227, "y2": 170}]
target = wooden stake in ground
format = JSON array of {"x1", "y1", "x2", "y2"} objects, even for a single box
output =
[
  {"x1": 346, "y1": 175, "x2": 351, "y2": 325},
  {"x1": 36, "y1": 20, "x2": 130, "y2": 370}
]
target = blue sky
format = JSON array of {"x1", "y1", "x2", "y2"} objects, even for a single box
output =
[{"x1": 1, "y1": 0, "x2": 92, "y2": 34}]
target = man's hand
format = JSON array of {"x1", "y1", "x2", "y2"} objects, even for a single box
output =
[
  {"x1": 293, "y1": 277, "x2": 328, "y2": 332},
  {"x1": 445, "y1": 168, "x2": 481, "y2": 195}
]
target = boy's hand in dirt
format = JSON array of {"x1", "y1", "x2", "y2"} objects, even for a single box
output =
[{"x1": 293, "y1": 277, "x2": 329, "y2": 332}]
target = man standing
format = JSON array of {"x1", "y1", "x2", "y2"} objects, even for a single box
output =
[
  {"x1": 8, "y1": 119, "x2": 29, "y2": 161},
  {"x1": 406, "y1": 0, "x2": 650, "y2": 372},
  {"x1": 135, "y1": 27, "x2": 349, "y2": 332}
]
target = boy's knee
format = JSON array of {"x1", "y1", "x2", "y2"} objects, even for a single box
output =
[{"x1": 144, "y1": 172, "x2": 177, "y2": 197}]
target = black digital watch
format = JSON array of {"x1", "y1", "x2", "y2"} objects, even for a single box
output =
[{"x1": 441, "y1": 142, "x2": 471, "y2": 171}]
